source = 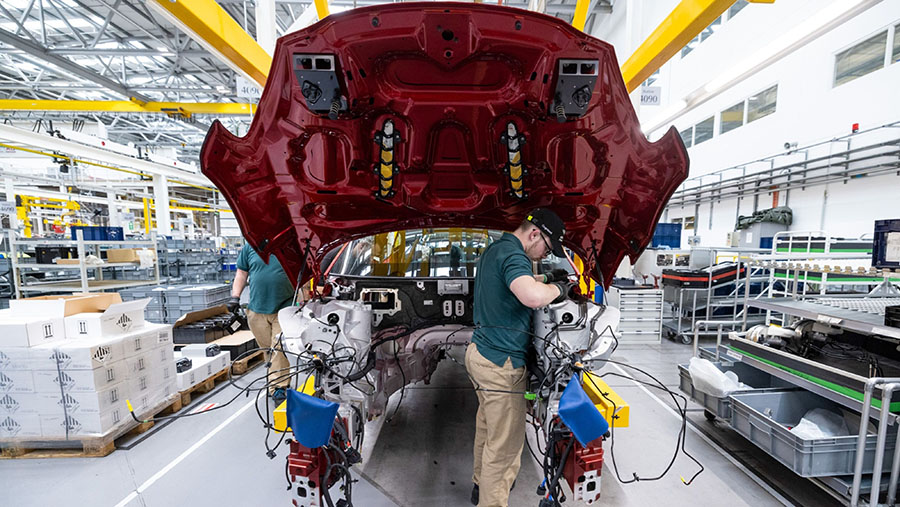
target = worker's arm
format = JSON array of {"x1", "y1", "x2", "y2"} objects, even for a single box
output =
[
  {"x1": 509, "y1": 275, "x2": 565, "y2": 309},
  {"x1": 232, "y1": 269, "x2": 249, "y2": 298},
  {"x1": 228, "y1": 269, "x2": 249, "y2": 312}
]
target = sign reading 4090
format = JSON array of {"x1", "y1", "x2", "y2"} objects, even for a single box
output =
[{"x1": 640, "y1": 86, "x2": 661, "y2": 106}]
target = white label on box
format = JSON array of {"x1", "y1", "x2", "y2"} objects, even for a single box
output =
[
  {"x1": 0, "y1": 393, "x2": 39, "y2": 414},
  {"x1": 33, "y1": 361, "x2": 127, "y2": 393},
  {"x1": 0, "y1": 370, "x2": 34, "y2": 393},
  {"x1": 0, "y1": 348, "x2": 39, "y2": 370},
  {"x1": 0, "y1": 413, "x2": 42, "y2": 438},
  {"x1": 886, "y1": 232, "x2": 900, "y2": 262}
]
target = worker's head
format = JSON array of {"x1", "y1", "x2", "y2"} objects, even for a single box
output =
[{"x1": 516, "y1": 208, "x2": 565, "y2": 260}]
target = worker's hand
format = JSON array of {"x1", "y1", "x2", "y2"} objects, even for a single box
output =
[
  {"x1": 226, "y1": 296, "x2": 241, "y2": 313},
  {"x1": 544, "y1": 268, "x2": 569, "y2": 283},
  {"x1": 551, "y1": 282, "x2": 574, "y2": 304}
]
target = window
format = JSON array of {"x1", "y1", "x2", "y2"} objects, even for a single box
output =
[
  {"x1": 893, "y1": 23, "x2": 900, "y2": 64},
  {"x1": 728, "y1": 0, "x2": 749, "y2": 19},
  {"x1": 694, "y1": 117, "x2": 714, "y2": 145},
  {"x1": 679, "y1": 127, "x2": 693, "y2": 148},
  {"x1": 719, "y1": 102, "x2": 745, "y2": 134},
  {"x1": 747, "y1": 84, "x2": 777, "y2": 123},
  {"x1": 699, "y1": 16, "x2": 722, "y2": 43},
  {"x1": 834, "y1": 31, "x2": 888, "y2": 86}
]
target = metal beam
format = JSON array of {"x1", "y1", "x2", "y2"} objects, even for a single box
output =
[
  {"x1": 146, "y1": 0, "x2": 272, "y2": 87},
  {"x1": 620, "y1": 0, "x2": 735, "y2": 93},
  {"x1": 0, "y1": 99, "x2": 256, "y2": 116},
  {"x1": 0, "y1": 123, "x2": 212, "y2": 186},
  {"x1": 0, "y1": 27, "x2": 152, "y2": 102}
]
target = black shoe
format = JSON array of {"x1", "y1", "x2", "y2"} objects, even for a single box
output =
[
  {"x1": 471, "y1": 480, "x2": 514, "y2": 505},
  {"x1": 271, "y1": 388, "x2": 287, "y2": 406}
]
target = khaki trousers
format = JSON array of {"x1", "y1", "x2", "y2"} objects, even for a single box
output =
[
  {"x1": 247, "y1": 310, "x2": 290, "y2": 392},
  {"x1": 465, "y1": 342, "x2": 527, "y2": 507}
]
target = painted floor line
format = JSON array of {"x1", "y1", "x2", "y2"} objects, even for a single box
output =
[
  {"x1": 112, "y1": 399, "x2": 257, "y2": 507},
  {"x1": 609, "y1": 362, "x2": 793, "y2": 507}
]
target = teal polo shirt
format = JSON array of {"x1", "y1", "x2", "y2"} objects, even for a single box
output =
[
  {"x1": 472, "y1": 232, "x2": 535, "y2": 368},
  {"x1": 236, "y1": 243, "x2": 295, "y2": 315}
]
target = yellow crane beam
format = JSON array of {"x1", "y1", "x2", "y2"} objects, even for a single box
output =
[
  {"x1": 620, "y1": 0, "x2": 774, "y2": 93},
  {"x1": 0, "y1": 99, "x2": 255, "y2": 116},
  {"x1": 147, "y1": 0, "x2": 273, "y2": 87}
]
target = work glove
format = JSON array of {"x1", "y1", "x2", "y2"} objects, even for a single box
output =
[
  {"x1": 544, "y1": 268, "x2": 569, "y2": 283},
  {"x1": 551, "y1": 282, "x2": 574, "y2": 305},
  {"x1": 226, "y1": 296, "x2": 241, "y2": 313}
]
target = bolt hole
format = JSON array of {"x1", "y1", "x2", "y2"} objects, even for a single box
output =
[
  {"x1": 515, "y1": 20, "x2": 522, "y2": 30},
  {"x1": 441, "y1": 29, "x2": 454, "y2": 41},
  {"x1": 371, "y1": 17, "x2": 379, "y2": 27},
  {"x1": 444, "y1": 50, "x2": 453, "y2": 58}
]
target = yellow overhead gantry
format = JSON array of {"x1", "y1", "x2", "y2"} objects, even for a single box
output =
[
  {"x1": 620, "y1": 0, "x2": 774, "y2": 93},
  {"x1": 0, "y1": 100, "x2": 255, "y2": 117},
  {"x1": 147, "y1": 0, "x2": 273, "y2": 88}
]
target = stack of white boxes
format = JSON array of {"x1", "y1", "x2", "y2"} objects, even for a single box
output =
[
  {"x1": 174, "y1": 344, "x2": 230, "y2": 392},
  {"x1": 0, "y1": 297, "x2": 176, "y2": 439}
]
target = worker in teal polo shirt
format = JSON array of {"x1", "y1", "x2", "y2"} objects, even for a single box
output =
[
  {"x1": 466, "y1": 208, "x2": 572, "y2": 507},
  {"x1": 228, "y1": 241, "x2": 295, "y2": 405}
]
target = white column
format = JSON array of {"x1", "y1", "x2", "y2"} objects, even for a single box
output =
[
  {"x1": 106, "y1": 182, "x2": 121, "y2": 228},
  {"x1": 152, "y1": 175, "x2": 171, "y2": 236},
  {"x1": 255, "y1": 0, "x2": 277, "y2": 56}
]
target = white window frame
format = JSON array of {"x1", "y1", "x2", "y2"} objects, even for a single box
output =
[
  {"x1": 832, "y1": 22, "x2": 896, "y2": 88},
  {"x1": 746, "y1": 83, "x2": 778, "y2": 124}
]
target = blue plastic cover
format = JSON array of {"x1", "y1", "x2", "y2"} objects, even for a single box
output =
[
  {"x1": 558, "y1": 375, "x2": 609, "y2": 446},
  {"x1": 286, "y1": 389, "x2": 339, "y2": 448}
]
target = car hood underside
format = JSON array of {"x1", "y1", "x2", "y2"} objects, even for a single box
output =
[{"x1": 201, "y1": 2, "x2": 689, "y2": 287}]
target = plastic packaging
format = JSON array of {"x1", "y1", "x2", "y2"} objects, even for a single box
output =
[
  {"x1": 688, "y1": 357, "x2": 744, "y2": 397},
  {"x1": 790, "y1": 408, "x2": 850, "y2": 439}
]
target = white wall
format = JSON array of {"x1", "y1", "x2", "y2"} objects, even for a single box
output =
[{"x1": 596, "y1": 1, "x2": 900, "y2": 247}]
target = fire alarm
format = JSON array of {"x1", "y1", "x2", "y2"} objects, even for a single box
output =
[{"x1": 852, "y1": 123, "x2": 859, "y2": 133}]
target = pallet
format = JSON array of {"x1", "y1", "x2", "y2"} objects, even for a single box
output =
[
  {"x1": 179, "y1": 366, "x2": 231, "y2": 406},
  {"x1": 0, "y1": 393, "x2": 181, "y2": 459},
  {"x1": 231, "y1": 349, "x2": 265, "y2": 376}
]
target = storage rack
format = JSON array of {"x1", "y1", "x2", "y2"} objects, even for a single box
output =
[
  {"x1": 157, "y1": 238, "x2": 225, "y2": 284},
  {"x1": 8, "y1": 230, "x2": 160, "y2": 298},
  {"x1": 687, "y1": 297, "x2": 900, "y2": 507}
]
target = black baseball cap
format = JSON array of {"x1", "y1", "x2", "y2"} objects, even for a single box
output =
[{"x1": 526, "y1": 208, "x2": 566, "y2": 257}]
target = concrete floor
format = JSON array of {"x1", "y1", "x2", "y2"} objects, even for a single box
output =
[{"x1": 1, "y1": 338, "x2": 846, "y2": 507}]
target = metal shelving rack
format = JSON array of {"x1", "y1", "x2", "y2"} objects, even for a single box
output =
[
  {"x1": 707, "y1": 296, "x2": 900, "y2": 507},
  {"x1": 8, "y1": 230, "x2": 160, "y2": 298},
  {"x1": 661, "y1": 246, "x2": 770, "y2": 343}
]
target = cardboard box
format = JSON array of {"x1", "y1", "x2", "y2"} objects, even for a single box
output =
[
  {"x1": 36, "y1": 382, "x2": 126, "y2": 415},
  {"x1": 125, "y1": 352, "x2": 154, "y2": 377},
  {"x1": 42, "y1": 407, "x2": 126, "y2": 437},
  {"x1": 210, "y1": 330, "x2": 257, "y2": 361},
  {"x1": 106, "y1": 248, "x2": 156, "y2": 263},
  {"x1": 64, "y1": 299, "x2": 149, "y2": 339},
  {"x1": 0, "y1": 300, "x2": 66, "y2": 347},
  {"x1": 31, "y1": 335, "x2": 127, "y2": 371},
  {"x1": 33, "y1": 361, "x2": 127, "y2": 393},
  {"x1": 0, "y1": 413, "x2": 43, "y2": 438},
  {"x1": 0, "y1": 370, "x2": 35, "y2": 394},
  {"x1": 0, "y1": 348, "x2": 41, "y2": 371},
  {"x1": 121, "y1": 323, "x2": 172, "y2": 358},
  {"x1": 25, "y1": 293, "x2": 122, "y2": 316},
  {"x1": 0, "y1": 392, "x2": 40, "y2": 415},
  {"x1": 146, "y1": 344, "x2": 175, "y2": 368}
]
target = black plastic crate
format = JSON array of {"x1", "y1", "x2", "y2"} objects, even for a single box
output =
[
  {"x1": 872, "y1": 219, "x2": 900, "y2": 269},
  {"x1": 35, "y1": 246, "x2": 78, "y2": 264}
]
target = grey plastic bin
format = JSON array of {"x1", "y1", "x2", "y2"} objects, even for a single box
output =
[
  {"x1": 678, "y1": 361, "x2": 794, "y2": 420},
  {"x1": 729, "y1": 389, "x2": 896, "y2": 477}
]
